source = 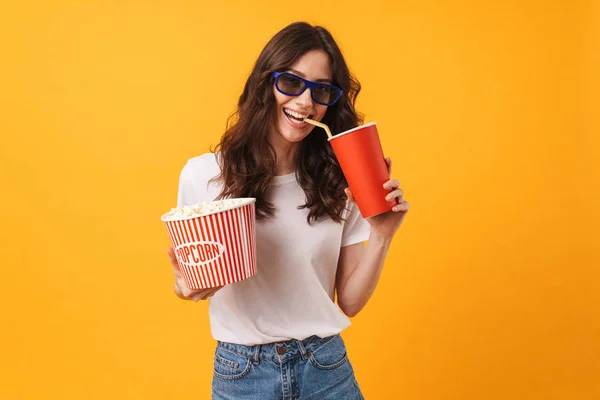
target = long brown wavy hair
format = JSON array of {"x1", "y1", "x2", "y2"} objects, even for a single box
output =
[{"x1": 210, "y1": 22, "x2": 363, "y2": 224}]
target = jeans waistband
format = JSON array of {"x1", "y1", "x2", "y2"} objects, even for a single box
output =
[{"x1": 217, "y1": 334, "x2": 341, "y2": 363}]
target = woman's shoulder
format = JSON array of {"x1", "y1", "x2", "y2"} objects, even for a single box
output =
[{"x1": 183, "y1": 152, "x2": 221, "y2": 181}]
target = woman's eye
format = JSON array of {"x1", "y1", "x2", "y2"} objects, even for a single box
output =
[{"x1": 284, "y1": 77, "x2": 302, "y2": 86}]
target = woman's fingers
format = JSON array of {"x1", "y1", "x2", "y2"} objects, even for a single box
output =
[
  {"x1": 383, "y1": 179, "x2": 400, "y2": 190},
  {"x1": 199, "y1": 286, "x2": 224, "y2": 301},
  {"x1": 174, "y1": 278, "x2": 194, "y2": 298},
  {"x1": 385, "y1": 188, "x2": 404, "y2": 203},
  {"x1": 175, "y1": 278, "x2": 224, "y2": 301},
  {"x1": 393, "y1": 200, "x2": 410, "y2": 213},
  {"x1": 169, "y1": 248, "x2": 225, "y2": 301},
  {"x1": 167, "y1": 248, "x2": 183, "y2": 278},
  {"x1": 190, "y1": 286, "x2": 224, "y2": 302}
]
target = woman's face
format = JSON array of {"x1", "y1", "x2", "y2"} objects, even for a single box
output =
[{"x1": 271, "y1": 50, "x2": 332, "y2": 144}]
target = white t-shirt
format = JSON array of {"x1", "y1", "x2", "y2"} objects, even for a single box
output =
[{"x1": 176, "y1": 152, "x2": 371, "y2": 345}]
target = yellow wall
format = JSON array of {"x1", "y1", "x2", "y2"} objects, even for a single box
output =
[{"x1": 1, "y1": 1, "x2": 598, "y2": 399}]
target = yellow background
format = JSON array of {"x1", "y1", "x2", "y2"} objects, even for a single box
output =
[{"x1": 1, "y1": 0, "x2": 598, "y2": 399}]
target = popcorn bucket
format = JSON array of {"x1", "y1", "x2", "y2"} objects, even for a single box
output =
[{"x1": 161, "y1": 198, "x2": 257, "y2": 290}]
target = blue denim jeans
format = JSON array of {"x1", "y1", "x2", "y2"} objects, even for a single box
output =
[{"x1": 212, "y1": 334, "x2": 364, "y2": 399}]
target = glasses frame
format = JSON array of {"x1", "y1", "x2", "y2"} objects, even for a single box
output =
[{"x1": 271, "y1": 71, "x2": 343, "y2": 106}]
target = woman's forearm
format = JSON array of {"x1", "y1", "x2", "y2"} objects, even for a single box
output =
[{"x1": 337, "y1": 232, "x2": 393, "y2": 317}]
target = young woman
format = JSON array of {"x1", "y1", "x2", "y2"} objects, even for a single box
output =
[{"x1": 167, "y1": 21, "x2": 409, "y2": 399}]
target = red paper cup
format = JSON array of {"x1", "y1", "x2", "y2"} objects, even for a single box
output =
[
  {"x1": 161, "y1": 198, "x2": 257, "y2": 290},
  {"x1": 329, "y1": 122, "x2": 395, "y2": 218}
]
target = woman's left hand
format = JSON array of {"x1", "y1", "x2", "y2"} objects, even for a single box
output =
[{"x1": 344, "y1": 157, "x2": 409, "y2": 240}]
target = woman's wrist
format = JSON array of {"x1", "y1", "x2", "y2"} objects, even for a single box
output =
[{"x1": 368, "y1": 229, "x2": 394, "y2": 247}]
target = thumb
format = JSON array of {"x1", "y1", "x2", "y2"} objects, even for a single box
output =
[{"x1": 344, "y1": 188, "x2": 356, "y2": 204}]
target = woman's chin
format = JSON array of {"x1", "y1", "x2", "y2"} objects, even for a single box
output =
[{"x1": 277, "y1": 125, "x2": 310, "y2": 143}]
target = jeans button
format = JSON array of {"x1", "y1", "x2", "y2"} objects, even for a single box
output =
[{"x1": 277, "y1": 347, "x2": 289, "y2": 355}]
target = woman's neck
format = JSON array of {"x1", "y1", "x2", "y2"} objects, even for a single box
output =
[
  {"x1": 269, "y1": 131, "x2": 300, "y2": 176},
  {"x1": 273, "y1": 146, "x2": 297, "y2": 175}
]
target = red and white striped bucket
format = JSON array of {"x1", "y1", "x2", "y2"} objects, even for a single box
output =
[{"x1": 161, "y1": 198, "x2": 257, "y2": 290}]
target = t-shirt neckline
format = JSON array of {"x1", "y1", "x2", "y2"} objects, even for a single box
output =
[{"x1": 270, "y1": 172, "x2": 297, "y2": 185}]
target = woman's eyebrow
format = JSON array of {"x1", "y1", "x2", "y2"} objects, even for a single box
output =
[{"x1": 288, "y1": 68, "x2": 333, "y2": 83}]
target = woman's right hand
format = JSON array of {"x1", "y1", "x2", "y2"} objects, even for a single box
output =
[{"x1": 167, "y1": 248, "x2": 224, "y2": 301}]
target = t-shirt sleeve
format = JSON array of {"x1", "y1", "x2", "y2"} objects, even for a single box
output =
[
  {"x1": 341, "y1": 201, "x2": 371, "y2": 247},
  {"x1": 176, "y1": 154, "x2": 221, "y2": 207},
  {"x1": 177, "y1": 161, "x2": 197, "y2": 207}
]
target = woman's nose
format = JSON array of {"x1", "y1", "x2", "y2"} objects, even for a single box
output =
[{"x1": 295, "y1": 87, "x2": 313, "y2": 108}]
